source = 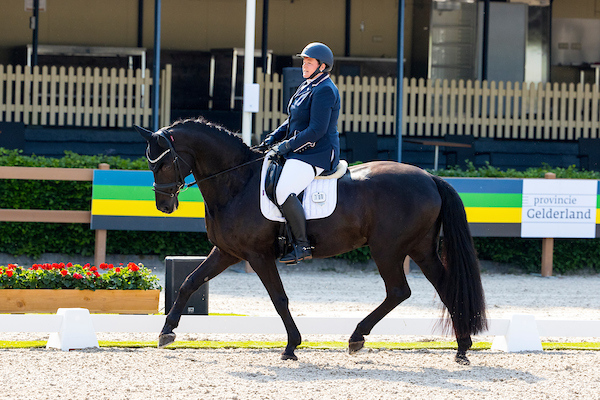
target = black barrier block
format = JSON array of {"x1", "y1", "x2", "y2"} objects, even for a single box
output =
[
  {"x1": 0, "y1": 122, "x2": 25, "y2": 150},
  {"x1": 165, "y1": 256, "x2": 209, "y2": 315}
]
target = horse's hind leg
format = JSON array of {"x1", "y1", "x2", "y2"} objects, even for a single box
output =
[
  {"x1": 158, "y1": 246, "x2": 240, "y2": 348},
  {"x1": 349, "y1": 248, "x2": 411, "y2": 354},
  {"x1": 410, "y1": 246, "x2": 472, "y2": 365}
]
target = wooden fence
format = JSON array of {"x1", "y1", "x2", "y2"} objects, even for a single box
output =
[
  {"x1": 256, "y1": 70, "x2": 600, "y2": 142},
  {"x1": 0, "y1": 164, "x2": 109, "y2": 268},
  {"x1": 0, "y1": 64, "x2": 172, "y2": 128}
]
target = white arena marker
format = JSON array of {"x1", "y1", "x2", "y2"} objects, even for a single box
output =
[
  {"x1": 491, "y1": 314, "x2": 543, "y2": 352},
  {"x1": 46, "y1": 308, "x2": 99, "y2": 351}
]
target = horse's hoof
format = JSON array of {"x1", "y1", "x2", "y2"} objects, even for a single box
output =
[
  {"x1": 348, "y1": 340, "x2": 365, "y2": 355},
  {"x1": 280, "y1": 352, "x2": 298, "y2": 361},
  {"x1": 455, "y1": 353, "x2": 470, "y2": 365},
  {"x1": 158, "y1": 333, "x2": 176, "y2": 348}
]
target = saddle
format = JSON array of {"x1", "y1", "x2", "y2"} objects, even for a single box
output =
[
  {"x1": 262, "y1": 155, "x2": 348, "y2": 258},
  {"x1": 264, "y1": 155, "x2": 348, "y2": 206}
]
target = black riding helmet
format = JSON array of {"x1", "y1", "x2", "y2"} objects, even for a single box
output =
[{"x1": 297, "y1": 42, "x2": 334, "y2": 74}]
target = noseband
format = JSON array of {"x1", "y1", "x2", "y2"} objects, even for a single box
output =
[{"x1": 146, "y1": 129, "x2": 194, "y2": 197}]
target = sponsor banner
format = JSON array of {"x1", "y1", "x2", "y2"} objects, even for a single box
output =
[{"x1": 521, "y1": 179, "x2": 598, "y2": 238}]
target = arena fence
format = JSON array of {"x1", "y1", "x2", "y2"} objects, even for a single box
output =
[
  {"x1": 1, "y1": 312, "x2": 598, "y2": 352},
  {"x1": 256, "y1": 70, "x2": 600, "y2": 142},
  {"x1": 0, "y1": 64, "x2": 172, "y2": 128}
]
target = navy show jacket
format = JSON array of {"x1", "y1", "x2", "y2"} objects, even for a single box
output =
[{"x1": 267, "y1": 73, "x2": 341, "y2": 172}]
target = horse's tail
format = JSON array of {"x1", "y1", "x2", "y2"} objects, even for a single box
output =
[{"x1": 431, "y1": 174, "x2": 487, "y2": 336}]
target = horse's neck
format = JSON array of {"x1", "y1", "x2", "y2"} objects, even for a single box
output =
[
  {"x1": 188, "y1": 133, "x2": 259, "y2": 208},
  {"x1": 196, "y1": 161, "x2": 259, "y2": 211}
]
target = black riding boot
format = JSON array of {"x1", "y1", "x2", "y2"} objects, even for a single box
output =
[{"x1": 279, "y1": 194, "x2": 313, "y2": 264}]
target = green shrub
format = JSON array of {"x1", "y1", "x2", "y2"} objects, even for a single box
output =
[{"x1": 1, "y1": 149, "x2": 599, "y2": 273}]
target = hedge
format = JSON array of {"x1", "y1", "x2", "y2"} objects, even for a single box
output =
[{"x1": 1, "y1": 149, "x2": 599, "y2": 274}]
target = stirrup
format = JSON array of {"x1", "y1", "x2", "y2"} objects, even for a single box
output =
[{"x1": 280, "y1": 244, "x2": 313, "y2": 265}]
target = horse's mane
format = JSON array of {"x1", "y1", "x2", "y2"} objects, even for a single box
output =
[{"x1": 169, "y1": 117, "x2": 258, "y2": 157}]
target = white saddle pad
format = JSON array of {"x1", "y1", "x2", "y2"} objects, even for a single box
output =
[{"x1": 259, "y1": 157, "x2": 346, "y2": 222}]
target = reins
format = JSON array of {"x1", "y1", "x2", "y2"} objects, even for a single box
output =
[{"x1": 192, "y1": 156, "x2": 266, "y2": 186}]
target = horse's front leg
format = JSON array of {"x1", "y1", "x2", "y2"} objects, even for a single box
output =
[
  {"x1": 249, "y1": 256, "x2": 302, "y2": 360},
  {"x1": 158, "y1": 246, "x2": 240, "y2": 348}
]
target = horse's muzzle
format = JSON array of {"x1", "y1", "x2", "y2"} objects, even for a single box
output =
[{"x1": 156, "y1": 196, "x2": 178, "y2": 214}]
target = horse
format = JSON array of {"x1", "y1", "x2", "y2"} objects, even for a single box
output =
[{"x1": 135, "y1": 117, "x2": 487, "y2": 365}]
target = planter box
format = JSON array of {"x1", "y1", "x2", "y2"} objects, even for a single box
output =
[{"x1": 0, "y1": 289, "x2": 160, "y2": 314}]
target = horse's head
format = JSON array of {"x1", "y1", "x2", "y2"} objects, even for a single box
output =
[{"x1": 135, "y1": 125, "x2": 193, "y2": 214}]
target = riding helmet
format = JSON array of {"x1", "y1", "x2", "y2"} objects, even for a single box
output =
[{"x1": 297, "y1": 42, "x2": 334, "y2": 72}]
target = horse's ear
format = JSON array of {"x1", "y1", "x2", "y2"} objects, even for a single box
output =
[{"x1": 134, "y1": 125, "x2": 154, "y2": 142}]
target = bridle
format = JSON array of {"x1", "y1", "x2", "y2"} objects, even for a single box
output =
[
  {"x1": 146, "y1": 129, "x2": 267, "y2": 198},
  {"x1": 146, "y1": 129, "x2": 195, "y2": 197}
]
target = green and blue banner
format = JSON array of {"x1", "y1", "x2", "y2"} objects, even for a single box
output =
[
  {"x1": 91, "y1": 170, "x2": 205, "y2": 232},
  {"x1": 90, "y1": 171, "x2": 600, "y2": 238}
]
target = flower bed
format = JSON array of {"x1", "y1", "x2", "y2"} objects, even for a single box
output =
[
  {"x1": 0, "y1": 262, "x2": 161, "y2": 313},
  {"x1": 0, "y1": 262, "x2": 161, "y2": 290}
]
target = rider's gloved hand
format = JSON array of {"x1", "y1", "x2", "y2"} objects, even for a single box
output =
[
  {"x1": 273, "y1": 140, "x2": 292, "y2": 156},
  {"x1": 260, "y1": 135, "x2": 276, "y2": 148},
  {"x1": 254, "y1": 135, "x2": 276, "y2": 151}
]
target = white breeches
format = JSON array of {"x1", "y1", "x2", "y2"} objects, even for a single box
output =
[{"x1": 276, "y1": 159, "x2": 324, "y2": 206}]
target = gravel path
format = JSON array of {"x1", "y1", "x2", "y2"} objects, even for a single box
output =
[{"x1": 1, "y1": 257, "x2": 599, "y2": 399}]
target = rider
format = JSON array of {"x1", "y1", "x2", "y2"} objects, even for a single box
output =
[{"x1": 261, "y1": 42, "x2": 341, "y2": 264}]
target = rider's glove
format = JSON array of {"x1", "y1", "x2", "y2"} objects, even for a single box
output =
[{"x1": 273, "y1": 140, "x2": 292, "y2": 156}]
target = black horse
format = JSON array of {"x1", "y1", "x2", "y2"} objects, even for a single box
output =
[{"x1": 135, "y1": 118, "x2": 487, "y2": 365}]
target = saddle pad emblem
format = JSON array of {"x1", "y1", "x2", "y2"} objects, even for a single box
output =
[
  {"x1": 312, "y1": 192, "x2": 326, "y2": 203},
  {"x1": 260, "y1": 157, "x2": 339, "y2": 222}
]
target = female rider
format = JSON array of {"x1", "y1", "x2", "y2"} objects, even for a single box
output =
[{"x1": 261, "y1": 42, "x2": 341, "y2": 264}]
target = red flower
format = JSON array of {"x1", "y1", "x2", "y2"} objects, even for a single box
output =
[
  {"x1": 60, "y1": 270, "x2": 68, "y2": 276},
  {"x1": 31, "y1": 264, "x2": 39, "y2": 270},
  {"x1": 99, "y1": 263, "x2": 108, "y2": 270},
  {"x1": 115, "y1": 267, "x2": 121, "y2": 273},
  {"x1": 86, "y1": 272, "x2": 92, "y2": 276},
  {"x1": 90, "y1": 266, "x2": 98, "y2": 272},
  {"x1": 128, "y1": 263, "x2": 140, "y2": 272},
  {"x1": 73, "y1": 273, "x2": 83, "y2": 280},
  {"x1": 108, "y1": 264, "x2": 114, "y2": 269},
  {"x1": 66, "y1": 262, "x2": 73, "y2": 268},
  {"x1": 84, "y1": 263, "x2": 91, "y2": 269},
  {"x1": 6, "y1": 270, "x2": 14, "y2": 278},
  {"x1": 93, "y1": 271, "x2": 101, "y2": 278}
]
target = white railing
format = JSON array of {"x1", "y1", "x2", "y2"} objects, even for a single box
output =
[
  {"x1": 256, "y1": 70, "x2": 600, "y2": 142},
  {"x1": 1, "y1": 312, "x2": 598, "y2": 352},
  {"x1": 0, "y1": 64, "x2": 172, "y2": 128}
]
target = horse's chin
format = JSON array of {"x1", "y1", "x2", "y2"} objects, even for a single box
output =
[{"x1": 156, "y1": 198, "x2": 178, "y2": 214}]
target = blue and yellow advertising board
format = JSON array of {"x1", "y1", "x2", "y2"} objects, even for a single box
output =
[{"x1": 90, "y1": 170, "x2": 600, "y2": 238}]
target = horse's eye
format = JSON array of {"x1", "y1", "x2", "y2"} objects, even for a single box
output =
[{"x1": 162, "y1": 163, "x2": 173, "y2": 171}]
